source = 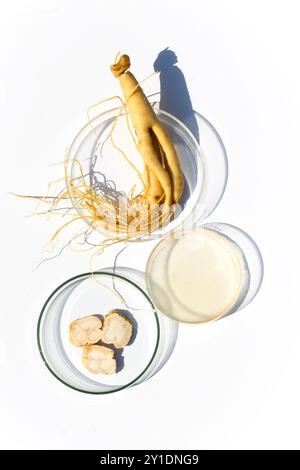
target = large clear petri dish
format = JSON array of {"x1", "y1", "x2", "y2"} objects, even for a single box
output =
[
  {"x1": 66, "y1": 105, "x2": 205, "y2": 240},
  {"x1": 37, "y1": 270, "x2": 178, "y2": 394}
]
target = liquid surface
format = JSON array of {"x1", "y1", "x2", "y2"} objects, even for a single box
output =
[{"x1": 146, "y1": 229, "x2": 246, "y2": 323}]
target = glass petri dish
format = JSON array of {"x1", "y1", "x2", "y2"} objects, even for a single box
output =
[
  {"x1": 145, "y1": 227, "x2": 250, "y2": 323},
  {"x1": 66, "y1": 105, "x2": 205, "y2": 240},
  {"x1": 37, "y1": 272, "x2": 159, "y2": 394},
  {"x1": 37, "y1": 270, "x2": 178, "y2": 394}
]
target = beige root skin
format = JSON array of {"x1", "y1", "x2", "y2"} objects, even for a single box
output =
[
  {"x1": 82, "y1": 345, "x2": 117, "y2": 375},
  {"x1": 152, "y1": 122, "x2": 183, "y2": 203},
  {"x1": 147, "y1": 166, "x2": 164, "y2": 204},
  {"x1": 101, "y1": 310, "x2": 133, "y2": 349},
  {"x1": 69, "y1": 315, "x2": 102, "y2": 347},
  {"x1": 110, "y1": 55, "x2": 183, "y2": 205},
  {"x1": 146, "y1": 130, "x2": 165, "y2": 203}
]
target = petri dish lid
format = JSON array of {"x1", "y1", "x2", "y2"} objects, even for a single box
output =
[{"x1": 145, "y1": 227, "x2": 249, "y2": 324}]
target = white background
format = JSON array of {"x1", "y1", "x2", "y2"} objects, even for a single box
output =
[{"x1": 1, "y1": 0, "x2": 300, "y2": 450}]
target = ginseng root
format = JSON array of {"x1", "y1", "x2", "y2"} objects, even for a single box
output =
[{"x1": 110, "y1": 54, "x2": 184, "y2": 206}]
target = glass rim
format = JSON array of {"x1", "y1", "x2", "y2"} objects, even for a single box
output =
[{"x1": 37, "y1": 271, "x2": 161, "y2": 394}]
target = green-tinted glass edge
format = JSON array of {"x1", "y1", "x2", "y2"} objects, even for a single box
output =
[{"x1": 37, "y1": 271, "x2": 160, "y2": 394}]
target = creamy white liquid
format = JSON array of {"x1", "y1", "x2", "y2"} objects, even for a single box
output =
[{"x1": 146, "y1": 229, "x2": 246, "y2": 323}]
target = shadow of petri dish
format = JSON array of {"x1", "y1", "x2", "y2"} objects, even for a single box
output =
[
  {"x1": 180, "y1": 110, "x2": 228, "y2": 222},
  {"x1": 202, "y1": 223, "x2": 264, "y2": 314},
  {"x1": 151, "y1": 103, "x2": 229, "y2": 223}
]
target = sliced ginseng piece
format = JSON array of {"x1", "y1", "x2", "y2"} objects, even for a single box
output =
[
  {"x1": 101, "y1": 310, "x2": 133, "y2": 349},
  {"x1": 82, "y1": 345, "x2": 117, "y2": 375},
  {"x1": 69, "y1": 315, "x2": 102, "y2": 347}
]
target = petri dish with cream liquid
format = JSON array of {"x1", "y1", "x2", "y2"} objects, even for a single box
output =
[{"x1": 146, "y1": 227, "x2": 250, "y2": 323}]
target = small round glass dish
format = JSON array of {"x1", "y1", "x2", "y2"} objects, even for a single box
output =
[
  {"x1": 145, "y1": 226, "x2": 251, "y2": 324},
  {"x1": 37, "y1": 270, "x2": 178, "y2": 394},
  {"x1": 66, "y1": 104, "x2": 205, "y2": 240}
]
